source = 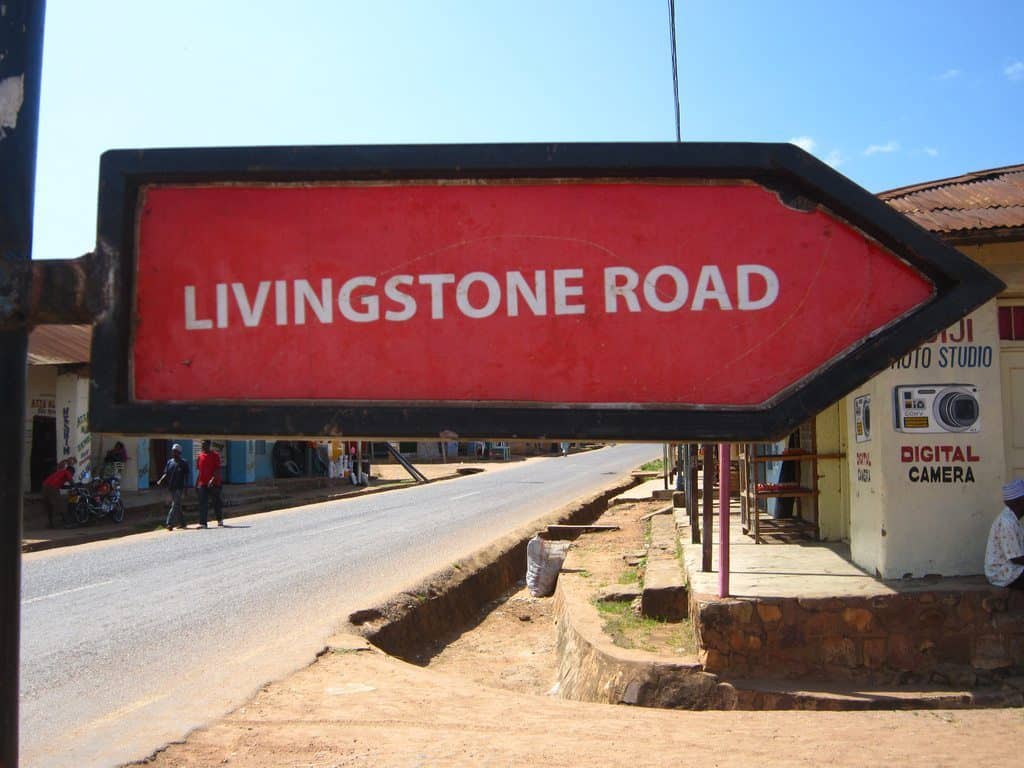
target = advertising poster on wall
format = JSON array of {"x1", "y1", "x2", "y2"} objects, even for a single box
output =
[{"x1": 889, "y1": 316, "x2": 994, "y2": 488}]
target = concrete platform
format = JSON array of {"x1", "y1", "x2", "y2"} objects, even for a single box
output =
[
  {"x1": 676, "y1": 499, "x2": 1023, "y2": 684},
  {"x1": 680, "y1": 498, "x2": 993, "y2": 600}
]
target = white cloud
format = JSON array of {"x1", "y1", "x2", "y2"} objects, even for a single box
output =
[
  {"x1": 788, "y1": 136, "x2": 843, "y2": 168},
  {"x1": 923, "y1": 147, "x2": 939, "y2": 157},
  {"x1": 1006, "y1": 61, "x2": 1024, "y2": 81},
  {"x1": 938, "y1": 68, "x2": 961, "y2": 80},
  {"x1": 863, "y1": 141, "x2": 900, "y2": 157},
  {"x1": 825, "y1": 150, "x2": 843, "y2": 168},
  {"x1": 789, "y1": 136, "x2": 816, "y2": 153}
]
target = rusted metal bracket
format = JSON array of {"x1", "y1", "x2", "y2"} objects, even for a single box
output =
[{"x1": 0, "y1": 251, "x2": 107, "y2": 329}]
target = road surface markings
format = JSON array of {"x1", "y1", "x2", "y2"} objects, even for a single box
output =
[
  {"x1": 22, "y1": 578, "x2": 119, "y2": 605},
  {"x1": 450, "y1": 491, "x2": 481, "y2": 500},
  {"x1": 305, "y1": 520, "x2": 366, "y2": 536}
]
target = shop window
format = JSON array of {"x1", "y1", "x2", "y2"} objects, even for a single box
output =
[{"x1": 998, "y1": 306, "x2": 1024, "y2": 341}]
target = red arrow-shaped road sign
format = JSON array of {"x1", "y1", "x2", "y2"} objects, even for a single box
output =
[{"x1": 89, "y1": 143, "x2": 1003, "y2": 440}]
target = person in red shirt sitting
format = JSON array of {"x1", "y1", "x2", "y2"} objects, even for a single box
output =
[
  {"x1": 195, "y1": 440, "x2": 224, "y2": 528},
  {"x1": 42, "y1": 457, "x2": 76, "y2": 528}
]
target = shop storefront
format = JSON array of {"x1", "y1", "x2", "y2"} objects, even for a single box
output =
[{"x1": 781, "y1": 164, "x2": 1024, "y2": 578}]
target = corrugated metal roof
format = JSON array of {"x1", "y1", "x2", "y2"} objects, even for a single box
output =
[
  {"x1": 879, "y1": 164, "x2": 1024, "y2": 235},
  {"x1": 27, "y1": 324, "x2": 92, "y2": 365}
]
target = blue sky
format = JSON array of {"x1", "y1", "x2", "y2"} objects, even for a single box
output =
[{"x1": 31, "y1": 1, "x2": 1023, "y2": 261}]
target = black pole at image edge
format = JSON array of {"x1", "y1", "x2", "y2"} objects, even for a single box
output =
[{"x1": 0, "y1": 2, "x2": 46, "y2": 766}]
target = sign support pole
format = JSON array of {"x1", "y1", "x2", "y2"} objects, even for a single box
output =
[
  {"x1": 718, "y1": 442, "x2": 731, "y2": 598},
  {"x1": 0, "y1": 2, "x2": 45, "y2": 765}
]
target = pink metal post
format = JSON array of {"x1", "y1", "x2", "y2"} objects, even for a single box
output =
[{"x1": 718, "y1": 443, "x2": 730, "y2": 597}]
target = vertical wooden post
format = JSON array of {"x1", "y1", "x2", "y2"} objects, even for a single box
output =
[
  {"x1": 701, "y1": 443, "x2": 714, "y2": 571},
  {"x1": 688, "y1": 444, "x2": 700, "y2": 544}
]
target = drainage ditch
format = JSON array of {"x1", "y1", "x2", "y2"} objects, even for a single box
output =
[{"x1": 345, "y1": 474, "x2": 639, "y2": 663}]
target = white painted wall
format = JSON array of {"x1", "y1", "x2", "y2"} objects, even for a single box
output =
[
  {"x1": 848, "y1": 304, "x2": 1005, "y2": 578},
  {"x1": 56, "y1": 371, "x2": 92, "y2": 481}
]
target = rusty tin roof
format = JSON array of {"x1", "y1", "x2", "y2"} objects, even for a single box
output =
[
  {"x1": 879, "y1": 164, "x2": 1024, "y2": 241},
  {"x1": 27, "y1": 324, "x2": 92, "y2": 365}
]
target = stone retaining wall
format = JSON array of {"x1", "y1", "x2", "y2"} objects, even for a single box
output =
[{"x1": 694, "y1": 588, "x2": 1024, "y2": 684}]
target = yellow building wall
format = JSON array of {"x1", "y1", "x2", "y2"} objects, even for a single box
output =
[
  {"x1": 815, "y1": 402, "x2": 849, "y2": 541},
  {"x1": 958, "y1": 241, "x2": 1024, "y2": 296}
]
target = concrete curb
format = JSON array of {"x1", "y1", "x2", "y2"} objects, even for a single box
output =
[{"x1": 553, "y1": 550, "x2": 734, "y2": 709}]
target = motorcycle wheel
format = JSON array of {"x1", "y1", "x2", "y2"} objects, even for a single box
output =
[
  {"x1": 112, "y1": 500, "x2": 125, "y2": 524},
  {"x1": 74, "y1": 499, "x2": 90, "y2": 525}
]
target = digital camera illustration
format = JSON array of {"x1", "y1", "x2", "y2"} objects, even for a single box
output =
[{"x1": 892, "y1": 384, "x2": 980, "y2": 434}]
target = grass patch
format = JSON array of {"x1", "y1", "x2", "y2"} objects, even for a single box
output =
[
  {"x1": 617, "y1": 568, "x2": 640, "y2": 585},
  {"x1": 595, "y1": 600, "x2": 698, "y2": 656},
  {"x1": 640, "y1": 458, "x2": 664, "y2": 472}
]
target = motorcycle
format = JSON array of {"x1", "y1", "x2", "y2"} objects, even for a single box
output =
[{"x1": 68, "y1": 475, "x2": 125, "y2": 525}]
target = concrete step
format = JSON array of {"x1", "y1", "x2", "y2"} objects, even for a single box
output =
[
  {"x1": 730, "y1": 677, "x2": 1024, "y2": 711},
  {"x1": 546, "y1": 524, "x2": 620, "y2": 540},
  {"x1": 595, "y1": 583, "x2": 642, "y2": 603},
  {"x1": 640, "y1": 513, "x2": 687, "y2": 620},
  {"x1": 609, "y1": 479, "x2": 666, "y2": 505}
]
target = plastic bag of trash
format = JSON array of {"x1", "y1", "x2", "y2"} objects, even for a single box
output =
[{"x1": 526, "y1": 535, "x2": 571, "y2": 597}]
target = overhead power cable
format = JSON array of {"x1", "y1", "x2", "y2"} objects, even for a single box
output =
[{"x1": 667, "y1": 0, "x2": 681, "y2": 142}]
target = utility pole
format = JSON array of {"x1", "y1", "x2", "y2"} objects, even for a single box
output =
[{"x1": 0, "y1": 2, "x2": 46, "y2": 765}]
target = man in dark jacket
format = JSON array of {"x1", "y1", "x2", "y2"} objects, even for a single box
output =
[{"x1": 157, "y1": 443, "x2": 190, "y2": 530}]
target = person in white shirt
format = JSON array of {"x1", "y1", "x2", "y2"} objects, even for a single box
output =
[{"x1": 984, "y1": 479, "x2": 1024, "y2": 589}]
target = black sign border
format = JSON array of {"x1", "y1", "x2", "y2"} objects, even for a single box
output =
[{"x1": 90, "y1": 142, "x2": 1004, "y2": 441}]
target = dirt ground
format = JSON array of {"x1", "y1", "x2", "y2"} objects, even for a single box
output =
[
  {"x1": 135, "y1": 497, "x2": 1024, "y2": 767},
  {"x1": 136, "y1": 641, "x2": 1024, "y2": 768},
  {"x1": 428, "y1": 587, "x2": 560, "y2": 695}
]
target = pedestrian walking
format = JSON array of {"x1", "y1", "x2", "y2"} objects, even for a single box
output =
[
  {"x1": 41, "y1": 456, "x2": 76, "y2": 528},
  {"x1": 157, "y1": 443, "x2": 190, "y2": 530},
  {"x1": 196, "y1": 439, "x2": 224, "y2": 528}
]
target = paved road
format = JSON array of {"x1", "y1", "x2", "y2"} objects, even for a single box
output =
[{"x1": 19, "y1": 443, "x2": 660, "y2": 767}]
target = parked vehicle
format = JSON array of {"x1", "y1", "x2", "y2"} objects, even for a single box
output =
[{"x1": 68, "y1": 476, "x2": 125, "y2": 525}]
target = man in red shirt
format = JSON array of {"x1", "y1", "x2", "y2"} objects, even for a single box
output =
[
  {"x1": 42, "y1": 457, "x2": 76, "y2": 528},
  {"x1": 195, "y1": 440, "x2": 224, "y2": 528}
]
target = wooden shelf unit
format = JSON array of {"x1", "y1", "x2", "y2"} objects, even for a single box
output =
[{"x1": 738, "y1": 422, "x2": 821, "y2": 544}]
